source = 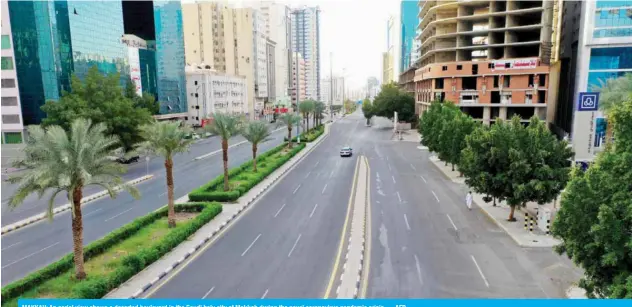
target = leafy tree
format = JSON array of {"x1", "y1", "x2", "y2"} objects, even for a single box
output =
[
  {"x1": 41, "y1": 66, "x2": 153, "y2": 151},
  {"x1": 313, "y1": 101, "x2": 326, "y2": 127},
  {"x1": 8, "y1": 119, "x2": 140, "y2": 279},
  {"x1": 124, "y1": 79, "x2": 160, "y2": 115},
  {"x1": 277, "y1": 113, "x2": 302, "y2": 149},
  {"x1": 344, "y1": 99, "x2": 357, "y2": 114},
  {"x1": 362, "y1": 98, "x2": 374, "y2": 125},
  {"x1": 552, "y1": 97, "x2": 632, "y2": 298},
  {"x1": 444, "y1": 111, "x2": 477, "y2": 171},
  {"x1": 242, "y1": 120, "x2": 271, "y2": 172},
  {"x1": 372, "y1": 83, "x2": 416, "y2": 123},
  {"x1": 138, "y1": 121, "x2": 193, "y2": 228},
  {"x1": 299, "y1": 100, "x2": 315, "y2": 131},
  {"x1": 204, "y1": 113, "x2": 243, "y2": 191}
]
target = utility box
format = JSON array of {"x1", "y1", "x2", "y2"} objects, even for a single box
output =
[{"x1": 538, "y1": 208, "x2": 552, "y2": 232}]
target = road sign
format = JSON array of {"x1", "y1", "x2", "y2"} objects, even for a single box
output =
[{"x1": 578, "y1": 92, "x2": 599, "y2": 111}]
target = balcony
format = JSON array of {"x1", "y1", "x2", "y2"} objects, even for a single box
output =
[{"x1": 460, "y1": 90, "x2": 479, "y2": 104}]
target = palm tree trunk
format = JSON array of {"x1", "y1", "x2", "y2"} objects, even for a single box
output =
[
  {"x1": 508, "y1": 204, "x2": 517, "y2": 221},
  {"x1": 252, "y1": 143, "x2": 258, "y2": 172},
  {"x1": 222, "y1": 138, "x2": 229, "y2": 191},
  {"x1": 306, "y1": 113, "x2": 310, "y2": 131},
  {"x1": 165, "y1": 157, "x2": 176, "y2": 228},
  {"x1": 71, "y1": 185, "x2": 86, "y2": 280},
  {"x1": 287, "y1": 126, "x2": 293, "y2": 149}
]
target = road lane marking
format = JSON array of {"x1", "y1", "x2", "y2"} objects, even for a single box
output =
[
  {"x1": 420, "y1": 175, "x2": 427, "y2": 183},
  {"x1": 82, "y1": 208, "x2": 104, "y2": 218},
  {"x1": 404, "y1": 214, "x2": 411, "y2": 231},
  {"x1": 193, "y1": 141, "x2": 248, "y2": 160},
  {"x1": 305, "y1": 171, "x2": 311, "y2": 179},
  {"x1": 1, "y1": 241, "x2": 22, "y2": 251},
  {"x1": 309, "y1": 203, "x2": 318, "y2": 218},
  {"x1": 202, "y1": 286, "x2": 215, "y2": 299},
  {"x1": 261, "y1": 289, "x2": 269, "y2": 299},
  {"x1": 386, "y1": 156, "x2": 389, "y2": 161},
  {"x1": 431, "y1": 190, "x2": 440, "y2": 203},
  {"x1": 446, "y1": 214, "x2": 458, "y2": 231},
  {"x1": 329, "y1": 170, "x2": 335, "y2": 178},
  {"x1": 104, "y1": 208, "x2": 134, "y2": 222},
  {"x1": 396, "y1": 192, "x2": 402, "y2": 203},
  {"x1": 410, "y1": 164, "x2": 417, "y2": 171},
  {"x1": 241, "y1": 233, "x2": 261, "y2": 257},
  {"x1": 293, "y1": 184, "x2": 301, "y2": 194},
  {"x1": 274, "y1": 204, "x2": 286, "y2": 218},
  {"x1": 288, "y1": 233, "x2": 302, "y2": 258},
  {"x1": 392, "y1": 175, "x2": 396, "y2": 184},
  {"x1": 359, "y1": 156, "x2": 372, "y2": 298},
  {"x1": 387, "y1": 163, "x2": 392, "y2": 171},
  {"x1": 2, "y1": 242, "x2": 60, "y2": 268},
  {"x1": 322, "y1": 183, "x2": 328, "y2": 194},
  {"x1": 471, "y1": 255, "x2": 490, "y2": 287},
  {"x1": 314, "y1": 161, "x2": 320, "y2": 168},
  {"x1": 324, "y1": 157, "x2": 360, "y2": 298},
  {"x1": 414, "y1": 254, "x2": 424, "y2": 285}
]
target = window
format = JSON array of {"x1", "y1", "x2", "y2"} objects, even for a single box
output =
[
  {"x1": 442, "y1": 65, "x2": 448, "y2": 71},
  {"x1": 194, "y1": 81, "x2": 198, "y2": 85},
  {"x1": 2, "y1": 114, "x2": 20, "y2": 124},
  {"x1": 589, "y1": 47, "x2": 632, "y2": 70},
  {"x1": 488, "y1": 63, "x2": 495, "y2": 69},
  {"x1": 503, "y1": 75, "x2": 511, "y2": 87},
  {"x1": 1, "y1": 35, "x2": 10, "y2": 49},
  {"x1": 1, "y1": 78, "x2": 15, "y2": 88},
  {"x1": 456, "y1": 65, "x2": 462, "y2": 70},
  {"x1": 493, "y1": 76, "x2": 499, "y2": 88},
  {"x1": 1, "y1": 97, "x2": 18, "y2": 106},
  {"x1": 539, "y1": 75, "x2": 546, "y2": 86},
  {"x1": 3, "y1": 132, "x2": 22, "y2": 144},
  {"x1": 1, "y1": 56, "x2": 13, "y2": 70},
  {"x1": 528, "y1": 75, "x2": 534, "y2": 86},
  {"x1": 505, "y1": 62, "x2": 511, "y2": 69}
]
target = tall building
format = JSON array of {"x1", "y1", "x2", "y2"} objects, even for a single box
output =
[
  {"x1": 9, "y1": 0, "x2": 129, "y2": 125},
  {"x1": 291, "y1": 52, "x2": 306, "y2": 103},
  {"x1": 400, "y1": 0, "x2": 419, "y2": 73},
  {"x1": 291, "y1": 6, "x2": 321, "y2": 101},
  {"x1": 383, "y1": 15, "x2": 400, "y2": 84},
  {"x1": 1, "y1": 0, "x2": 24, "y2": 146},
  {"x1": 253, "y1": 8, "x2": 269, "y2": 115},
  {"x1": 321, "y1": 76, "x2": 344, "y2": 106},
  {"x1": 121, "y1": 34, "x2": 158, "y2": 98},
  {"x1": 415, "y1": 0, "x2": 555, "y2": 123},
  {"x1": 551, "y1": 0, "x2": 632, "y2": 163},
  {"x1": 266, "y1": 38, "x2": 276, "y2": 105}
]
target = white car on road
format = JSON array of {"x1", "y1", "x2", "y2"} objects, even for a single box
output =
[{"x1": 340, "y1": 146, "x2": 353, "y2": 157}]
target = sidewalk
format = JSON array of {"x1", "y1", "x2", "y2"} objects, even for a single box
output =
[
  {"x1": 429, "y1": 157, "x2": 561, "y2": 248},
  {"x1": 106, "y1": 122, "x2": 333, "y2": 298}
]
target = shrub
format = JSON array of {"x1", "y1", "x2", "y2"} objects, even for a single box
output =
[
  {"x1": 1, "y1": 202, "x2": 222, "y2": 301},
  {"x1": 284, "y1": 125, "x2": 324, "y2": 143}
]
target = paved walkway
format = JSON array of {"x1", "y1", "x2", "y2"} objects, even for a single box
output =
[{"x1": 106, "y1": 123, "x2": 332, "y2": 298}]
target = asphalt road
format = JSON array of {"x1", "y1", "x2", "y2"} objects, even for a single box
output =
[
  {"x1": 0, "y1": 124, "x2": 296, "y2": 285},
  {"x1": 147, "y1": 112, "x2": 368, "y2": 298},
  {"x1": 363, "y1": 117, "x2": 581, "y2": 298}
]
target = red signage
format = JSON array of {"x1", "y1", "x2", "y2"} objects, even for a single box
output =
[{"x1": 201, "y1": 118, "x2": 212, "y2": 127}]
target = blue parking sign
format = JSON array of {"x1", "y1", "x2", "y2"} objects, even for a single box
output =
[{"x1": 578, "y1": 92, "x2": 599, "y2": 111}]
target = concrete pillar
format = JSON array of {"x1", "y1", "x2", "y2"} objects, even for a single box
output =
[
  {"x1": 483, "y1": 106, "x2": 491, "y2": 126},
  {"x1": 499, "y1": 106, "x2": 508, "y2": 121}
]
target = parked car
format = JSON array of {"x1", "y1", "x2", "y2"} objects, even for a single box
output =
[
  {"x1": 340, "y1": 146, "x2": 353, "y2": 157},
  {"x1": 116, "y1": 155, "x2": 140, "y2": 164}
]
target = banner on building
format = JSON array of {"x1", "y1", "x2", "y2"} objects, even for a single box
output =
[
  {"x1": 128, "y1": 47, "x2": 143, "y2": 96},
  {"x1": 492, "y1": 58, "x2": 538, "y2": 71}
]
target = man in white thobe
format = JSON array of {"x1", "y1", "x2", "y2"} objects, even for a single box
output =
[{"x1": 466, "y1": 191, "x2": 473, "y2": 210}]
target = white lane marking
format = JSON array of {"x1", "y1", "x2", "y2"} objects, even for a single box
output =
[
  {"x1": 194, "y1": 140, "x2": 248, "y2": 160},
  {"x1": 82, "y1": 208, "x2": 104, "y2": 218},
  {"x1": 293, "y1": 184, "x2": 301, "y2": 194},
  {"x1": 414, "y1": 254, "x2": 424, "y2": 285},
  {"x1": 471, "y1": 255, "x2": 490, "y2": 287},
  {"x1": 104, "y1": 207, "x2": 134, "y2": 222},
  {"x1": 314, "y1": 161, "x2": 320, "y2": 168},
  {"x1": 322, "y1": 183, "x2": 328, "y2": 194},
  {"x1": 305, "y1": 171, "x2": 311, "y2": 179},
  {"x1": 261, "y1": 289, "x2": 269, "y2": 299},
  {"x1": 329, "y1": 170, "x2": 335, "y2": 178},
  {"x1": 387, "y1": 163, "x2": 392, "y2": 171},
  {"x1": 309, "y1": 203, "x2": 318, "y2": 218},
  {"x1": 397, "y1": 192, "x2": 402, "y2": 203},
  {"x1": 241, "y1": 233, "x2": 262, "y2": 257},
  {"x1": 2, "y1": 242, "x2": 60, "y2": 268},
  {"x1": 410, "y1": 164, "x2": 417, "y2": 171},
  {"x1": 392, "y1": 176, "x2": 396, "y2": 184},
  {"x1": 288, "y1": 233, "x2": 302, "y2": 258},
  {"x1": 447, "y1": 214, "x2": 458, "y2": 231},
  {"x1": 274, "y1": 203, "x2": 287, "y2": 218},
  {"x1": 404, "y1": 214, "x2": 411, "y2": 231},
  {"x1": 386, "y1": 156, "x2": 389, "y2": 161},
  {"x1": 431, "y1": 190, "x2": 440, "y2": 203},
  {"x1": 202, "y1": 286, "x2": 215, "y2": 299},
  {"x1": 420, "y1": 175, "x2": 427, "y2": 183},
  {"x1": 1, "y1": 241, "x2": 22, "y2": 251}
]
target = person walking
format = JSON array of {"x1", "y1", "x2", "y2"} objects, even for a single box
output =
[{"x1": 466, "y1": 191, "x2": 473, "y2": 210}]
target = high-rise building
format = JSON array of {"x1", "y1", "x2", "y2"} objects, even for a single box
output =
[
  {"x1": 415, "y1": 0, "x2": 555, "y2": 122},
  {"x1": 1, "y1": 0, "x2": 24, "y2": 147},
  {"x1": 291, "y1": 52, "x2": 306, "y2": 103},
  {"x1": 253, "y1": 8, "x2": 269, "y2": 113},
  {"x1": 384, "y1": 15, "x2": 400, "y2": 84},
  {"x1": 9, "y1": 0, "x2": 129, "y2": 125},
  {"x1": 266, "y1": 38, "x2": 276, "y2": 105},
  {"x1": 550, "y1": 0, "x2": 632, "y2": 163},
  {"x1": 121, "y1": 34, "x2": 158, "y2": 98},
  {"x1": 400, "y1": 0, "x2": 419, "y2": 73},
  {"x1": 321, "y1": 76, "x2": 344, "y2": 106},
  {"x1": 291, "y1": 6, "x2": 321, "y2": 101}
]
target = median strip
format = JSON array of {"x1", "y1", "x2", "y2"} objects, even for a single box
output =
[{"x1": 1, "y1": 174, "x2": 154, "y2": 235}]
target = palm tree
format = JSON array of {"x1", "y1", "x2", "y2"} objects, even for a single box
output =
[
  {"x1": 138, "y1": 121, "x2": 193, "y2": 228},
  {"x1": 299, "y1": 100, "x2": 315, "y2": 131},
  {"x1": 242, "y1": 120, "x2": 271, "y2": 172},
  {"x1": 592, "y1": 73, "x2": 632, "y2": 144},
  {"x1": 8, "y1": 119, "x2": 139, "y2": 280},
  {"x1": 203, "y1": 113, "x2": 242, "y2": 191},
  {"x1": 277, "y1": 113, "x2": 302, "y2": 148},
  {"x1": 314, "y1": 101, "x2": 326, "y2": 127}
]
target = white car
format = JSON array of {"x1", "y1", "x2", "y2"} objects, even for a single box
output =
[{"x1": 340, "y1": 146, "x2": 353, "y2": 157}]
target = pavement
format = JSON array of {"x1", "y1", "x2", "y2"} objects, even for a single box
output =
[
  {"x1": 360, "y1": 117, "x2": 583, "y2": 298},
  {"x1": 0, "y1": 126, "x2": 292, "y2": 285},
  {"x1": 141, "y1": 111, "x2": 368, "y2": 298}
]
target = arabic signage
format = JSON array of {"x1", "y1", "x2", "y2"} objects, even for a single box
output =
[
  {"x1": 128, "y1": 48, "x2": 143, "y2": 96},
  {"x1": 491, "y1": 58, "x2": 538, "y2": 71}
]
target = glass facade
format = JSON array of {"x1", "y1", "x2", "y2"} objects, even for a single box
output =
[
  {"x1": 593, "y1": 1, "x2": 632, "y2": 38},
  {"x1": 1, "y1": 35, "x2": 11, "y2": 49},
  {"x1": 587, "y1": 47, "x2": 632, "y2": 90},
  {"x1": 139, "y1": 48, "x2": 157, "y2": 98},
  {"x1": 400, "y1": 0, "x2": 418, "y2": 72},
  {"x1": 153, "y1": 1, "x2": 186, "y2": 114}
]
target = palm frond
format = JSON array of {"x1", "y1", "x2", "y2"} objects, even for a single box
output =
[{"x1": 242, "y1": 120, "x2": 271, "y2": 145}]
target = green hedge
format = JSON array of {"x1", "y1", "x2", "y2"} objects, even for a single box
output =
[
  {"x1": 1, "y1": 202, "x2": 222, "y2": 301},
  {"x1": 189, "y1": 142, "x2": 306, "y2": 202},
  {"x1": 284, "y1": 125, "x2": 324, "y2": 143}
]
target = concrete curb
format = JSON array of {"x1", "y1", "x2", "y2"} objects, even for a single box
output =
[
  {"x1": 1, "y1": 175, "x2": 154, "y2": 235},
  {"x1": 127, "y1": 123, "x2": 333, "y2": 299}
]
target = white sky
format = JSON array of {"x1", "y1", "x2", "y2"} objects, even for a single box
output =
[{"x1": 242, "y1": 0, "x2": 401, "y2": 91}]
